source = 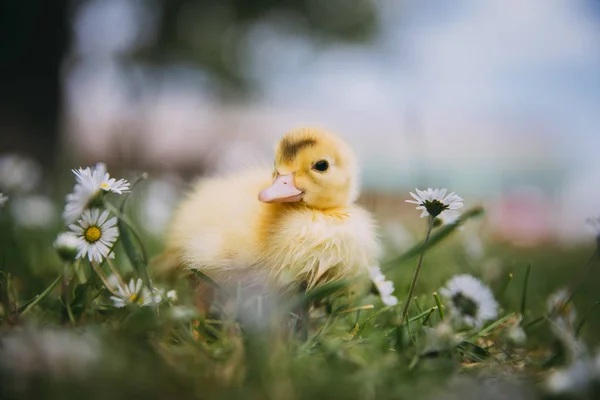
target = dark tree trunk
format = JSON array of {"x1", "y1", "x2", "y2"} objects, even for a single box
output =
[{"x1": 0, "y1": 0, "x2": 69, "y2": 166}]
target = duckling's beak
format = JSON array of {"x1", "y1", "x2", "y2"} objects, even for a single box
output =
[{"x1": 258, "y1": 174, "x2": 304, "y2": 203}]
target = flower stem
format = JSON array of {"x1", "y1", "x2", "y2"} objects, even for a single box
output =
[
  {"x1": 21, "y1": 272, "x2": 63, "y2": 316},
  {"x1": 106, "y1": 258, "x2": 126, "y2": 288},
  {"x1": 91, "y1": 261, "x2": 118, "y2": 296},
  {"x1": 62, "y1": 263, "x2": 76, "y2": 325},
  {"x1": 399, "y1": 217, "x2": 435, "y2": 326},
  {"x1": 74, "y1": 259, "x2": 86, "y2": 283}
]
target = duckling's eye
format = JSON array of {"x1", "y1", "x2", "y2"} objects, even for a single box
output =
[{"x1": 312, "y1": 160, "x2": 329, "y2": 172}]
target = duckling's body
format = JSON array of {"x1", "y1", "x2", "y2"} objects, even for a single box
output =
[{"x1": 160, "y1": 128, "x2": 380, "y2": 295}]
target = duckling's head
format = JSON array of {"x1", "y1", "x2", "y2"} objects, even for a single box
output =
[{"x1": 258, "y1": 128, "x2": 359, "y2": 209}]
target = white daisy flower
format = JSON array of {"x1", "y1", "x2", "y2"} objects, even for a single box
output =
[
  {"x1": 109, "y1": 278, "x2": 162, "y2": 308},
  {"x1": 53, "y1": 232, "x2": 80, "y2": 262},
  {"x1": 546, "y1": 358, "x2": 596, "y2": 395},
  {"x1": 507, "y1": 324, "x2": 527, "y2": 346},
  {"x1": 166, "y1": 290, "x2": 178, "y2": 302},
  {"x1": 63, "y1": 163, "x2": 129, "y2": 223},
  {"x1": 440, "y1": 274, "x2": 498, "y2": 329},
  {"x1": 0, "y1": 192, "x2": 7, "y2": 207},
  {"x1": 383, "y1": 221, "x2": 414, "y2": 253},
  {"x1": 106, "y1": 274, "x2": 121, "y2": 291},
  {"x1": 368, "y1": 265, "x2": 399, "y2": 307},
  {"x1": 547, "y1": 288, "x2": 577, "y2": 331},
  {"x1": 11, "y1": 195, "x2": 55, "y2": 228},
  {"x1": 382, "y1": 295, "x2": 398, "y2": 306},
  {"x1": 406, "y1": 188, "x2": 464, "y2": 220},
  {"x1": 170, "y1": 306, "x2": 198, "y2": 321},
  {"x1": 435, "y1": 212, "x2": 461, "y2": 226},
  {"x1": 464, "y1": 231, "x2": 484, "y2": 260},
  {"x1": 0, "y1": 154, "x2": 41, "y2": 193},
  {"x1": 139, "y1": 177, "x2": 180, "y2": 236},
  {"x1": 69, "y1": 209, "x2": 118, "y2": 263},
  {"x1": 547, "y1": 289, "x2": 588, "y2": 361}
]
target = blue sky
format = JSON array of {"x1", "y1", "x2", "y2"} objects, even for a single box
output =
[
  {"x1": 236, "y1": 0, "x2": 600, "y2": 193},
  {"x1": 68, "y1": 0, "x2": 600, "y2": 234}
]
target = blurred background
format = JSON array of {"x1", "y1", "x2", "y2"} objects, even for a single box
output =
[{"x1": 1, "y1": 0, "x2": 599, "y2": 246}]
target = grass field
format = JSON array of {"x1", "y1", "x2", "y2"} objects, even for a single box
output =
[{"x1": 0, "y1": 162, "x2": 599, "y2": 400}]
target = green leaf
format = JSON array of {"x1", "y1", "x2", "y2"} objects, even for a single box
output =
[
  {"x1": 69, "y1": 281, "x2": 94, "y2": 317},
  {"x1": 105, "y1": 193, "x2": 153, "y2": 290},
  {"x1": 118, "y1": 214, "x2": 152, "y2": 290}
]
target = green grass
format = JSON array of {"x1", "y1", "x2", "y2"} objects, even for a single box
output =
[{"x1": 0, "y1": 177, "x2": 599, "y2": 400}]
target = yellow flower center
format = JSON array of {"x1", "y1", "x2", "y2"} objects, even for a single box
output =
[
  {"x1": 129, "y1": 293, "x2": 138, "y2": 302},
  {"x1": 84, "y1": 226, "x2": 101, "y2": 243},
  {"x1": 100, "y1": 182, "x2": 109, "y2": 190}
]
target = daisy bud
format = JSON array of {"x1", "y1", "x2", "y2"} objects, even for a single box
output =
[{"x1": 53, "y1": 232, "x2": 80, "y2": 262}]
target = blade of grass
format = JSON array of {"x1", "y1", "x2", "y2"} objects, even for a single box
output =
[
  {"x1": 418, "y1": 308, "x2": 435, "y2": 332},
  {"x1": 409, "y1": 306, "x2": 439, "y2": 323},
  {"x1": 520, "y1": 266, "x2": 531, "y2": 314},
  {"x1": 568, "y1": 249, "x2": 599, "y2": 302},
  {"x1": 413, "y1": 297, "x2": 423, "y2": 315},
  {"x1": 284, "y1": 280, "x2": 349, "y2": 313},
  {"x1": 524, "y1": 316, "x2": 545, "y2": 330},
  {"x1": 20, "y1": 272, "x2": 64, "y2": 315},
  {"x1": 520, "y1": 265, "x2": 532, "y2": 320},
  {"x1": 498, "y1": 272, "x2": 514, "y2": 300},
  {"x1": 0, "y1": 271, "x2": 17, "y2": 323},
  {"x1": 190, "y1": 269, "x2": 220, "y2": 290},
  {"x1": 575, "y1": 300, "x2": 600, "y2": 337},
  {"x1": 457, "y1": 341, "x2": 490, "y2": 362},
  {"x1": 302, "y1": 313, "x2": 335, "y2": 350},
  {"x1": 352, "y1": 305, "x2": 396, "y2": 339},
  {"x1": 466, "y1": 313, "x2": 515, "y2": 341},
  {"x1": 433, "y1": 292, "x2": 444, "y2": 320},
  {"x1": 338, "y1": 305, "x2": 375, "y2": 314},
  {"x1": 405, "y1": 314, "x2": 416, "y2": 345},
  {"x1": 383, "y1": 206, "x2": 484, "y2": 267}
]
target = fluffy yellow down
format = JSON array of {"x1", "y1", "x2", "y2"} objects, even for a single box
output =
[{"x1": 158, "y1": 128, "x2": 381, "y2": 293}]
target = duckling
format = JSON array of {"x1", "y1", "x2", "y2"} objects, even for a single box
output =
[{"x1": 157, "y1": 127, "x2": 380, "y2": 303}]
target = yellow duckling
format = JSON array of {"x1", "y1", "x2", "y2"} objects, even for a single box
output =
[{"x1": 158, "y1": 127, "x2": 380, "y2": 299}]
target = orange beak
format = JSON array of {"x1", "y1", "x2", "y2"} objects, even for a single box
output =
[{"x1": 258, "y1": 174, "x2": 304, "y2": 203}]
